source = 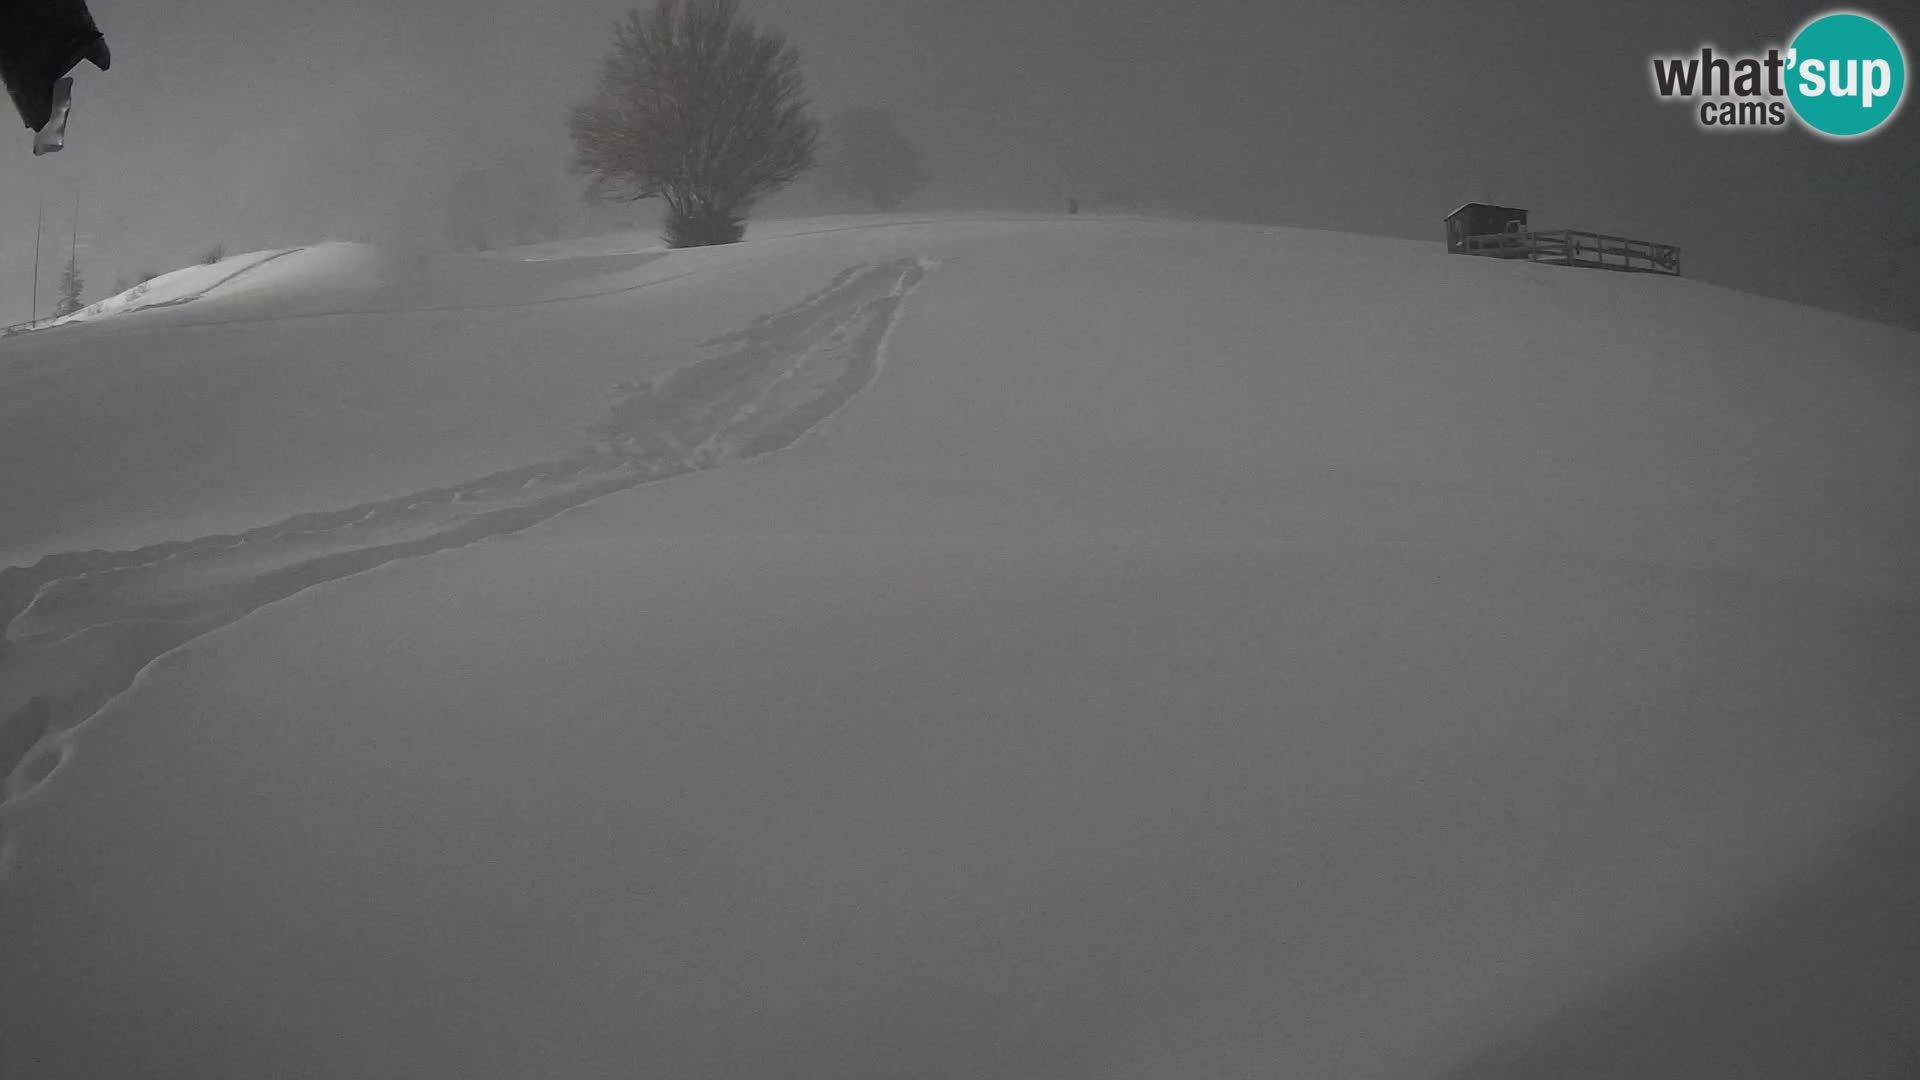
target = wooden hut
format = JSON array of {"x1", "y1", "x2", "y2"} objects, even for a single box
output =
[{"x1": 1443, "y1": 203, "x2": 1528, "y2": 254}]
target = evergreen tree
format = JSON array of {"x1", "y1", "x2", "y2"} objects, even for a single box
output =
[{"x1": 54, "y1": 255, "x2": 84, "y2": 317}]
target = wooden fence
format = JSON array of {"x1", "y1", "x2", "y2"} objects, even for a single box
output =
[{"x1": 1463, "y1": 229, "x2": 1681, "y2": 276}]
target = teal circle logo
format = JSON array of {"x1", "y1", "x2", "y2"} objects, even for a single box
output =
[{"x1": 1787, "y1": 11, "x2": 1907, "y2": 137}]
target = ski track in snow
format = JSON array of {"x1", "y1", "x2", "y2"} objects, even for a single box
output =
[{"x1": 0, "y1": 258, "x2": 934, "y2": 852}]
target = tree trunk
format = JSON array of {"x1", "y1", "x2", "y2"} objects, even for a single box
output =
[{"x1": 665, "y1": 202, "x2": 746, "y2": 248}]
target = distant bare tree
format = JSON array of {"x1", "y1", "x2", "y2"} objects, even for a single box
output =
[
  {"x1": 199, "y1": 244, "x2": 225, "y2": 265},
  {"x1": 502, "y1": 151, "x2": 564, "y2": 246},
  {"x1": 570, "y1": 0, "x2": 818, "y2": 248},
  {"x1": 820, "y1": 108, "x2": 927, "y2": 211},
  {"x1": 446, "y1": 167, "x2": 493, "y2": 252},
  {"x1": 445, "y1": 149, "x2": 565, "y2": 252}
]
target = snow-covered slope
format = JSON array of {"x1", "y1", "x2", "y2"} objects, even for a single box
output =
[
  {"x1": 40, "y1": 247, "x2": 300, "y2": 326},
  {"x1": 2, "y1": 215, "x2": 1916, "y2": 1080},
  {"x1": 30, "y1": 242, "x2": 392, "y2": 330}
]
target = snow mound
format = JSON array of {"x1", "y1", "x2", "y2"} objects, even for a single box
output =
[
  {"x1": 42, "y1": 247, "x2": 302, "y2": 327},
  {"x1": 37, "y1": 242, "x2": 392, "y2": 329},
  {"x1": 179, "y1": 241, "x2": 389, "y2": 310},
  {"x1": 495, "y1": 229, "x2": 669, "y2": 262}
]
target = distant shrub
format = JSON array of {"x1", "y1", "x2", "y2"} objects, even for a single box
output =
[
  {"x1": 137, "y1": 269, "x2": 158, "y2": 283},
  {"x1": 199, "y1": 244, "x2": 226, "y2": 265}
]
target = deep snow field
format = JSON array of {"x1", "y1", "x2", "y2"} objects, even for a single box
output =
[{"x1": 2, "y1": 214, "x2": 1917, "y2": 1079}]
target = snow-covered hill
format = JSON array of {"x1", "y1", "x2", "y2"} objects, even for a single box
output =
[
  {"x1": 25, "y1": 242, "x2": 393, "y2": 332},
  {"x1": 2, "y1": 215, "x2": 1916, "y2": 1080}
]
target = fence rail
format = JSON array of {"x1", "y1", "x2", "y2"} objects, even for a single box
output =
[{"x1": 1464, "y1": 229, "x2": 1681, "y2": 276}]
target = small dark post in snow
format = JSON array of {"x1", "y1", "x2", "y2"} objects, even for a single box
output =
[{"x1": 31, "y1": 186, "x2": 43, "y2": 328}]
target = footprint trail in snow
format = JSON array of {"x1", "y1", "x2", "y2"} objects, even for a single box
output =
[{"x1": 0, "y1": 258, "x2": 931, "y2": 836}]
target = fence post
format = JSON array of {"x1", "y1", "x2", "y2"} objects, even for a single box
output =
[{"x1": 31, "y1": 187, "x2": 43, "y2": 328}]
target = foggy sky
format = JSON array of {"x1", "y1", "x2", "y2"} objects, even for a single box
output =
[{"x1": 3, "y1": 0, "x2": 1916, "y2": 327}]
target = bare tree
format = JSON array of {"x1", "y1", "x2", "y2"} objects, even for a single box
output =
[
  {"x1": 445, "y1": 149, "x2": 566, "y2": 252},
  {"x1": 445, "y1": 167, "x2": 494, "y2": 252},
  {"x1": 570, "y1": 0, "x2": 818, "y2": 248},
  {"x1": 820, "y1": 108, "x2": 927, "y2": 211}
]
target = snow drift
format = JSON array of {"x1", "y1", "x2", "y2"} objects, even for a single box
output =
[
  {"x1": 1, "y1": 215, "x2": 1916, "y2": 1080},
  {"x1": 28, "y1": 242, "x2": 392, "y2": 330}
]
